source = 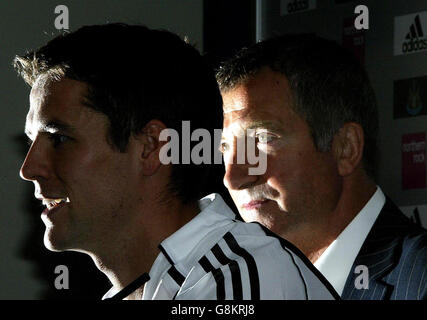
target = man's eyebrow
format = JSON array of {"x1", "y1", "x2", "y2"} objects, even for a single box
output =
[
  {"x1": 43, "y1": 120, "x2": 76, "y2": 133},
  {"x1": 245, "y1": 120, "x2": 283, "y2": 131},
  {"x1": 25, "y1": 119, "x2": 76, "y2": 138},
  {"x1": 221, "y1": 120, "x2": 284, "y2": 141}
]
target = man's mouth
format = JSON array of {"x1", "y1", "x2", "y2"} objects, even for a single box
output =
[
  {"x1": 242, "y1": 199, "x2": 270, "y2": 210},
  {"x1": 42, "y1": 197, "x2": 70, "y2": 211}
]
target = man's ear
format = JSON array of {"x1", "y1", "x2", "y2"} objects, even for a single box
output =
[
  {"x1": 136, "y1": 119, "x2": 168, "y2": 176},
  {"x1": 332, "y1": 122, "x2": 365, "y2": 177}
]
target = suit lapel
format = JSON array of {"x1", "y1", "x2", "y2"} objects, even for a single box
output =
[{"x1": 341, "y1": 198, "x2": 409, "y2": 300}]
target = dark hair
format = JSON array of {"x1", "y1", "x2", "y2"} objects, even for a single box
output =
[
  {"x1": 14, "y1": 23, "x2": 223, "y2": 203},
  {"x1": 216, "y1": 34, "x2": 379, "y2": 179}
]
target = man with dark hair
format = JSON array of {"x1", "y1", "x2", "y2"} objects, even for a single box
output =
[
  {"x1": 217, "y1": 34, "x2": 427, "y2": 300},
  {"x1": 15, "y1": 24, "x2": 338, "y2": 300}
]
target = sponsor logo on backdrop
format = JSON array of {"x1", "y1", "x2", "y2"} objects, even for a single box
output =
[
  {"x1": 394, "y1": 75, "x2": 427, "y2": 119},
  {"x1": 342, "y1": 15, "x2": 366, "y2": 65},
  {"x1": 401, "y1": 132, "x2": 426, "y2": 190},
  {"x1": 394, "y1": 11, "x2": 427, "y2": 55},
  {"x1": 280, "y1": 0, "x2": 316, "y2": 16}
]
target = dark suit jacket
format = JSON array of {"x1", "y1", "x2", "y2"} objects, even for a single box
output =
[{"x1": 341, "y1": 197, "x2": 427, "y2": 300}]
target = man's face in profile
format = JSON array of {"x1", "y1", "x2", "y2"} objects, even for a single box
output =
[
  {"x1": 21, "y1": 77, "x2": 141, "y2": 253},
  {"x1": 221, "y1": 67, "x2": 341, "y2": 236}
]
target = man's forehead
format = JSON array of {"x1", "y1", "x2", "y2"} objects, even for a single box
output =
[
  {"x1": 222, "y1": 84, "x2": 252, "y2": 114},
  {"x1": 25, "y1": 78, "x2": 95, "y2": 137},
  {"x1": 222, "y1": 89, "x2": 284, "y2": 130},
  {"x1": 26, "y1": 83, "x2": 49, "y2": 137},
  {"x1": 222, "y1": 67, "x2": 292, "y2": 112},
  {"x1": 222, "y1": 69, "x2": 298, "y2": 131},
  {"x1": 29, "y1": 77, "x2": 51, "y2": 113},
  {"x1": 30, "y1": 72, "x2": 57, "y2": 101},
  {"x1": 222, "y1": 98, "x2": 285, "y2": 139}
]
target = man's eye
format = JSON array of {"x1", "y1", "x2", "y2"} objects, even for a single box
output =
[
  {"x1": 48, "y1": 134, "x2": 69, "y2": 148},
  {"x1": 256, "y1": 132, "x2": 275, "y2": 144},
  {"x1": 219, "y1": 141, "x2": 229, "y2": 154}
]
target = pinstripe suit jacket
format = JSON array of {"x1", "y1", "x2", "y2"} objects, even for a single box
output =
[{"x1": 341, "y1": 198, "x2": 427, "y2": 300}]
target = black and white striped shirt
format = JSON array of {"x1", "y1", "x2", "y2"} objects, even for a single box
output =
[{"x1": 103, "y1": 193, "x2": 339, "y2": 300}]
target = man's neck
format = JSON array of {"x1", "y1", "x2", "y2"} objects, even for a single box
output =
[
  {"x1": 285, "y1": 178, "x2": 377, "y2": 264},
  {"x1": 89, "y1": 198, "x2": 200, "y2": 299}
]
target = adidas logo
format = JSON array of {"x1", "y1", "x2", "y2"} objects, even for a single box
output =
[
  {"x1": 402, "y1": 15, "x2": 427, "y2": 53},
  {"x1": 405, "y1": 15, "x2": 424, "y2": 39}
]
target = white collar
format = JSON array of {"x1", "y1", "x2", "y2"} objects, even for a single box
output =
[
  {"x1": 103, "y1": 193, "x2": 235, "y2": 299},
  {"x1": 159, "y1": 193, "x2": 236, "y2": 264},
  {"x1": 314, "y1": 186, "x2": 385, "y2": 296}
]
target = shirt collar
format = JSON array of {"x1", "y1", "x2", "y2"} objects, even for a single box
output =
[
  {"x1": 102, "y1": 286, "x2": 118, "y2": 300},
  {"x1": 314, "y1": 186, "x2": 386, "y2": 296},
  {"x1": 158, "y1": 193, "x2": 236, "y2": 265},
  {"x1": 102, "y1": 193, "x2": 234, "y2": 299}
]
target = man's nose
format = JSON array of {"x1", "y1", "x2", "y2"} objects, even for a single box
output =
[
  {"x1": 223, "y1": 146, "x2": 259, "y2": 191},
  {"x1": 20, "y1": 139, "x2": 51, "y2": 182}
]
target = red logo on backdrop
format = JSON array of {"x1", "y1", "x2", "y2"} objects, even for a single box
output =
[
  {"x1": 342, "y1": 16, "x2": 366, "y2": 66},
  {"x1": 402, "y1": 132, "x2": 426, "y2": 190}
]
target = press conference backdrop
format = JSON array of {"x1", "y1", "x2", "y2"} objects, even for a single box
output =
[{"x1": 256, "y1": 0, "x2": 427, "y2": 227}]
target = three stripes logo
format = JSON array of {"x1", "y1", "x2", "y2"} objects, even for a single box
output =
[
  {"x1": 405, "y1": 15, "x2": 424, "y2": 40},
  {"x1": 402, "y1": 15, "x2": 427, "y2": 54}
]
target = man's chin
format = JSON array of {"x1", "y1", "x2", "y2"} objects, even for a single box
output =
[
  {"x1": 43, "y1": 230, "x2": 69, "y2": 252},
  {"x1": 238, "y1": 204, "x2": 292, "y2": 233},
  {"x1": 239, "y1": 207, "x2": 273, "y2": 227}
]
